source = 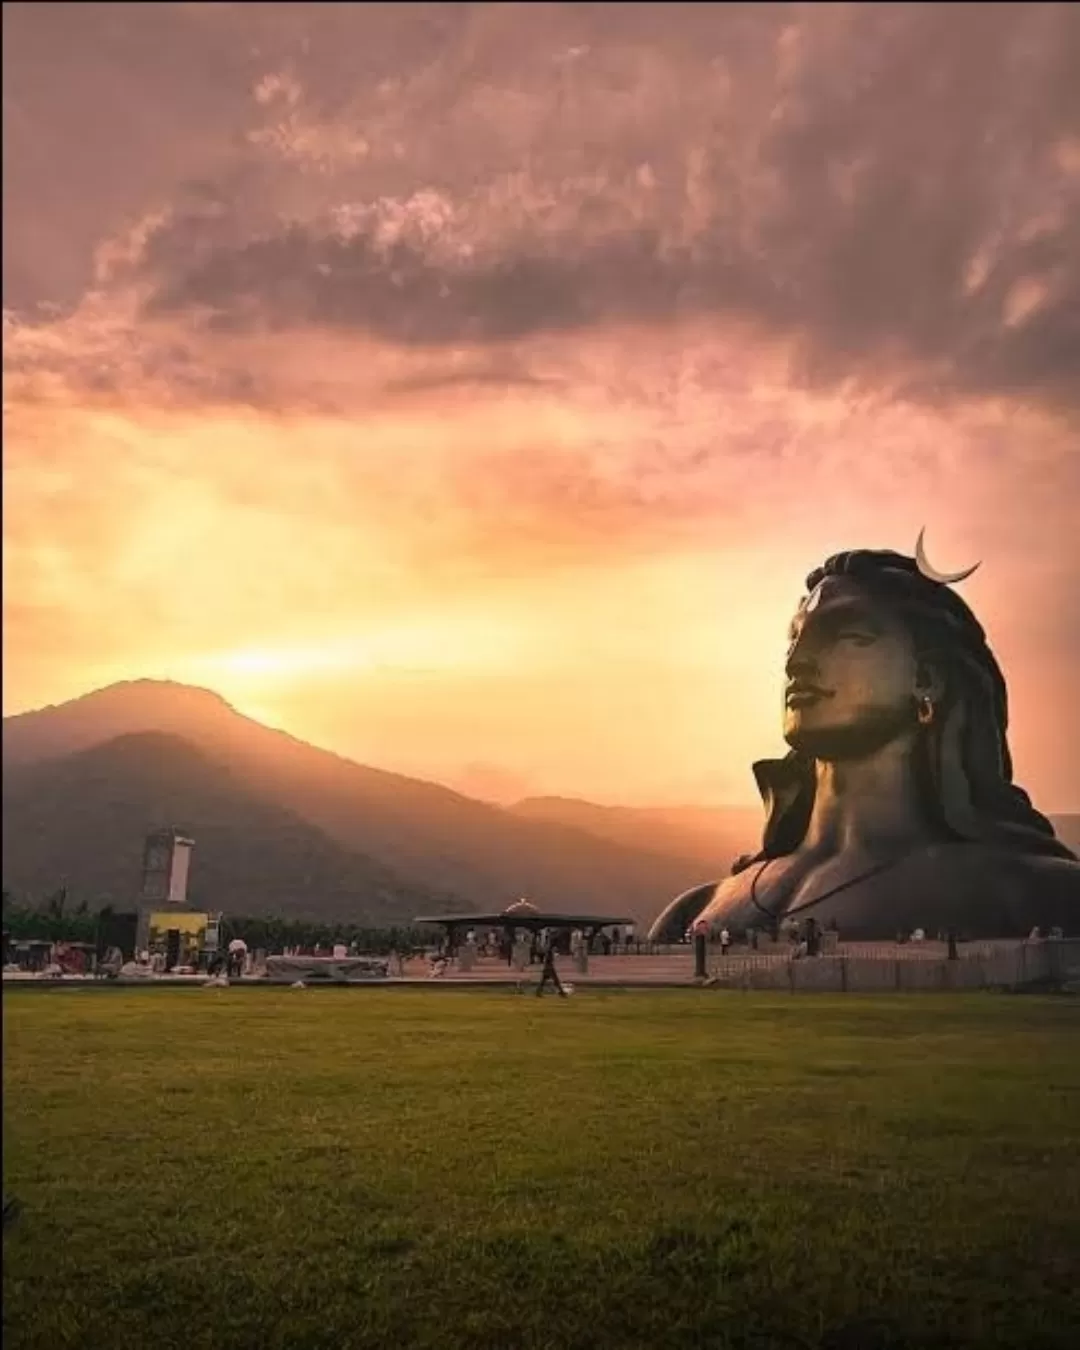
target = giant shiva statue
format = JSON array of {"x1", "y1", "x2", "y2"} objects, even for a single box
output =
[{"x1": 650, "y1": 534, "x2": 1079, "y2": 941}]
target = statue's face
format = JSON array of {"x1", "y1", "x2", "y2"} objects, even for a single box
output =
[{"x1": 783, "y1": 575, "x2": 921, "y2": 759}]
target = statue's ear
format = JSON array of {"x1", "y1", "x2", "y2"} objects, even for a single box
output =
[{"x1": 914, "y1": 653, "x2": 947, "y2": 705}]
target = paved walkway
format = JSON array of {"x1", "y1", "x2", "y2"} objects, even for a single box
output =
[
  {"x1": 4, "y1": 942, "x2": 1041, "y2": 991},
  {"x1": 417, "y1": 954, "x2": 695, "y2": 984},
  {"x1": 2, "y1": 954, "x2": 699, "y2": 989}
]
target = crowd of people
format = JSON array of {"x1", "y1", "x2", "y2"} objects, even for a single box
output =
[{"x1": 687, "y1": 915, "x2": 1068, "y2": 965}]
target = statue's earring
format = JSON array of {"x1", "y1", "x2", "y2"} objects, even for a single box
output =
[{"x1": 917, "y1": 695, "x2": 934, "y2": 726}]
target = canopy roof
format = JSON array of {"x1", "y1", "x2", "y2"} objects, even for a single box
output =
[{"x1": 414, "y1": 908, "x2": 632, "y2": 930}]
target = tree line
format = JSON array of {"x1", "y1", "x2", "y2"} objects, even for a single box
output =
[
  {"x1": 2, "y1": 889, "x2": 98, "y2": 943},
  {"x1": 1, "y1": 890, "x2": 436, "y2": 954},
  {"x1": 220, "y1": 914, "x2": 434, "y2": 955}
]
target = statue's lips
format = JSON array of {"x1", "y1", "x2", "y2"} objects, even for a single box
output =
[{"x1": 785, "y1": 686, "x2": 833, "y2": 709}]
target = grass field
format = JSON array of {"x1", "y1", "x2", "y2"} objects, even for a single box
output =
[{"x1": 3, "y1": 988, "x2": 1079, "y2": 1350}]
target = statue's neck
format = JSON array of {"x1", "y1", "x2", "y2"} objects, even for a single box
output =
[{"x1": 804, "y1": 738, "x2": 935, "y2": 856}]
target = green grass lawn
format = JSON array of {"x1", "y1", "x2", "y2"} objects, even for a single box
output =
[{"x1": 3, "y1": 988, "x2": 1079, "y2": 1350}]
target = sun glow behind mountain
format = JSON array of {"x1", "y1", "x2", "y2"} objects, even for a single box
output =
[{"x1": 4, "y1": 4, "x2": 1079, "y2": 809}]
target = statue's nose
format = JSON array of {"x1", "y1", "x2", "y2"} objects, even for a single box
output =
[{"x1": 785, "y1": 641, "x2": 819, "y2": 680}]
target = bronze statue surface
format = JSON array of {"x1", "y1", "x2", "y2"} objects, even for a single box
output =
[{"x1": 650, "y1": 543, "x2": 1079, "y2": 941}]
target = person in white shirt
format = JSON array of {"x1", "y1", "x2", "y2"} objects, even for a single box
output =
[{"x1": 227, "y1": 937, "x2": 248, "y2": 978}]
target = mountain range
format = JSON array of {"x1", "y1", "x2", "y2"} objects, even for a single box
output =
[
  {"x1": 1, "y1": 681, "x2": 734, "y2": 926},
  {"x1": 4, "y1": 680, "x2": 1077, "y2": 929}
]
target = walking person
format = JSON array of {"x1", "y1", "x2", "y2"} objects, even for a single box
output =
[
  {"x1": 691, "y1": 917, "x2": 710, "y2": 979},
  {"x1": 227, "y1": 936, "x2": 248, "y2": 979},
  {"x1": 535, "y1": 936, "x2": 568, "y2": 998},
  {"x1": 719, "y1": 927, "x2": 731, "y2": 957}
]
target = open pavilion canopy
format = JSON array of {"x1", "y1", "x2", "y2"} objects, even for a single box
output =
[{"x1": 413, "y1": 900, "x2": 633, "y2": 933}]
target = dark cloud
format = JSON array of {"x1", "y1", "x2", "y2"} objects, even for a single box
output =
[
  {"x1": 108, "y1": 3, "x2": 1079, "y2": 412},
  {"x1": 381, "y1": 365, "x2": 560, "y2": 396},
  {"x1": 758, "y1": 4, "x2": 1080, "y2": 410},
  {"x1": 5, "y1": 2, "x2": 1080, "y2": 411},
  {"x1": 141, "y1": 222, "x2": 763, "y2": 343},
  {"x1": 1, "y1": 2, "x2": 266, "y2": 312}
]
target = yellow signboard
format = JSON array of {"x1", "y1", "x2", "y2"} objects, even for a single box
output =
[{"x1": 148, "y1": 911, "x2": 208, "y2": 940}]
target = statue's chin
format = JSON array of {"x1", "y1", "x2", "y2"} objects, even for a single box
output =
[{"x1": 785, "y1": 707, "x2": 915, "y2": 762}]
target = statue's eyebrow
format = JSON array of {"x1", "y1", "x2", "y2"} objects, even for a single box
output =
[
  {"x1": 819, "y1": 600, "x2": 885, "y2": 632},
  {"x1": 790, "y1": 599, "x2": 885, "y2": 640}
]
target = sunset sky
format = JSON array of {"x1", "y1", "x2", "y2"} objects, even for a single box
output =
[{"x1": 4, "y1": 2, "x2": 1079, "y2": 810}]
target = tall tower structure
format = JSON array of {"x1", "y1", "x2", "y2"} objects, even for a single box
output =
[
  {"x1": 135, "y1": 829, "x2": 199, "y2": 960},
  {"x1": 140, "y1": 829, "x2": 195, "y2": 905}
]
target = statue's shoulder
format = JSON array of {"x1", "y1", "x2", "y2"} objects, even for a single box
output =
[
  {"x1": 904, "y1": 841, "x2": 1080, "y2": 931},
  {"x1": 915, "y1": 841, "x2": 1080, "y2": 891},
  {"x1": 992, "y1": 848, "x2": 1080, "y2": 895}
]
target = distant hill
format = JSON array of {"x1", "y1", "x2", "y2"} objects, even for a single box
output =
[
  {"x1": 1, "y1": 681, "x2": 712, "y2": 924},
  {"x1": 1, "y1": 731, "x2": 462, "y2": 924},
  {"x1": 508, "y1": 797, "x2": 764, "y2": 873}
]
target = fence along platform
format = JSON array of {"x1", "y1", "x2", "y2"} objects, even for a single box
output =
[{"x1": 704, "y1": 939, "x2": 1080, "y2": 992}]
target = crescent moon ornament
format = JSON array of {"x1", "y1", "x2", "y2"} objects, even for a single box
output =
[{"x1": 914, "y1": 528, "x2": 980, "y2": 585}]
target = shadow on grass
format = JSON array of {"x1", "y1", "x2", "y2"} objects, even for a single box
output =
[{"x1": 5, "y1": 1215, "x2": 1077, "y2": 1350}]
